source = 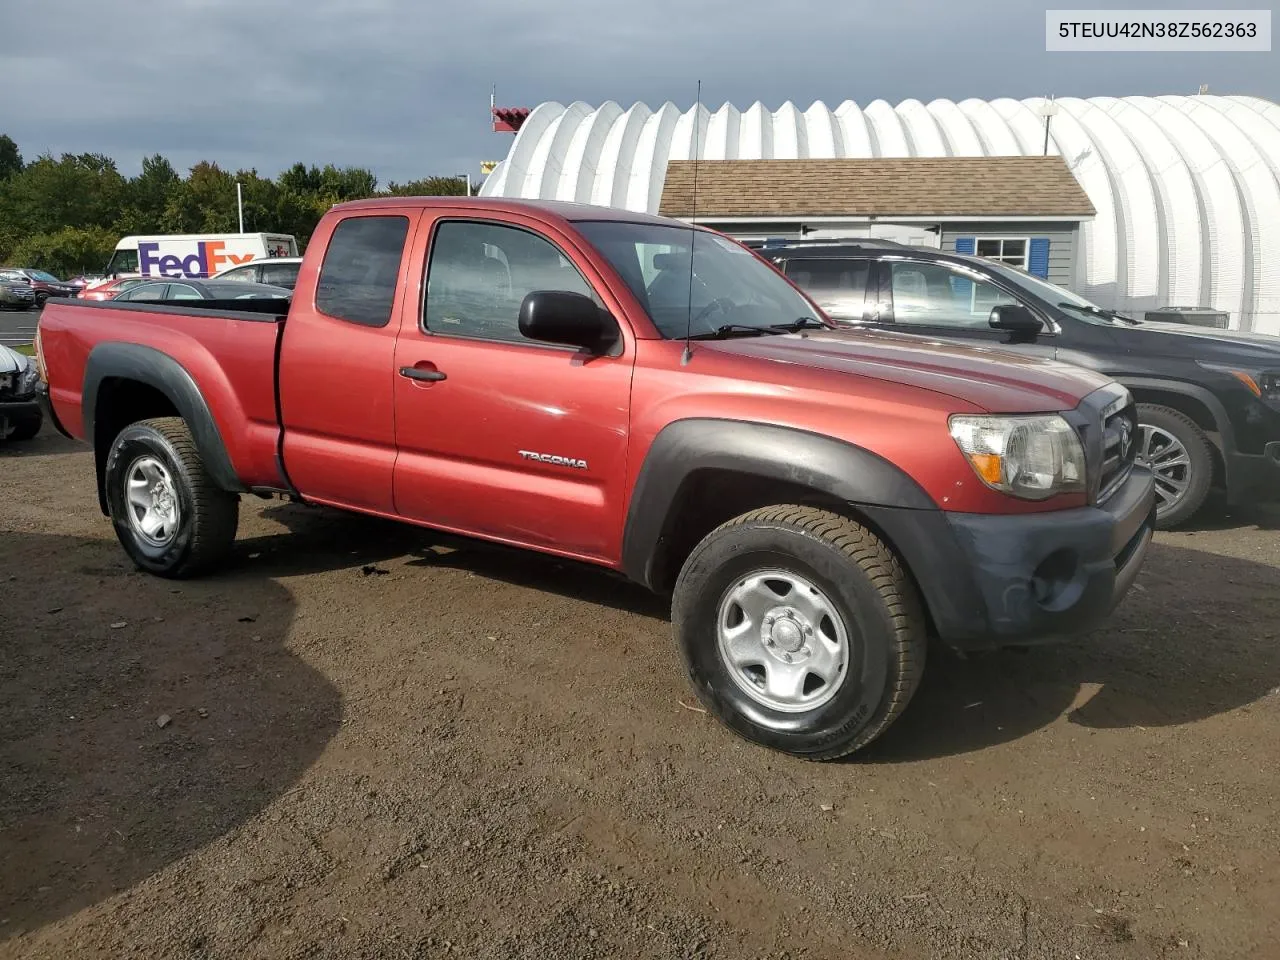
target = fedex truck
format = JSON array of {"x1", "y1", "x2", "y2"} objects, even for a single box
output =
[{"x1": 101, "y1": 233, "x2": 299, "y2": 280}]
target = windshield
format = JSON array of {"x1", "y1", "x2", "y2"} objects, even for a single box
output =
[
  {"x1": 981, "y1": 260, "x2": 1134, "y2": 324},
  {"x1": 573, "y1": 220, "x2": 822, "y2": 338},
  {"x1": 28, "y1": 270, "x2": 60, "y2": 282},
  {"x1": 104, "y1": 248, "x2": 139, "y2": 275}
]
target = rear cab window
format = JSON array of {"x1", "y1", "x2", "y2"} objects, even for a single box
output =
[{"x1": 316, "y1": 215, "x2": 411, "y2": 327}]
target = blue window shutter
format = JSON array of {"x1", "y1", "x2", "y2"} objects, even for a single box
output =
[
  {"x1": 1029, "y1": 238, "x2": 1050, "y2": 278},
  {"x1": 954, "y1": 236, "x2": 976, "y2": 255}
]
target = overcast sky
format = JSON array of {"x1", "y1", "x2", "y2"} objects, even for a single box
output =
[{"x1": 2, "y1": 0, "x2": 1275, "y2": 185}]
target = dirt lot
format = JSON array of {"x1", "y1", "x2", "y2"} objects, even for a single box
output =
[{"x1": 3, "y1": 427, "x2": 1279, "y2": 960}]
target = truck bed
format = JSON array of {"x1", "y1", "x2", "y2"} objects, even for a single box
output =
[{"x1": 38, "y1": 298, "x2": 290, "y2": 490}]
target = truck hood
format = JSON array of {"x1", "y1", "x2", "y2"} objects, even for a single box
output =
[
  {"x1": 1112, "y1": 321, "x2": 1280, "y2": 366},
  {"x1": 705, "y1": 327, "x2": 1114, "y2": 413},
  {"x1": 0, "y1": 345, "x2": 26, "y2": 375}
]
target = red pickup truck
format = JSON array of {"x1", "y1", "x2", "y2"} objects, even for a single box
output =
[{"x1": 35, "y1": 197, "x2": 1156, "y2": 759}]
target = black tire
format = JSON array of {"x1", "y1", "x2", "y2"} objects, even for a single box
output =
[
  {"x1": 34, "y1": 292, "x2": 47, "y2": 307},
  {"x1": 6, "y1": 415, "x2": 41, "y2": 441},
  {"x1": 1136, "y1": 403, "x2": 1214, "y2": 529},
  {"x1": 671, "y1": 504, "x2": 926, "y2": 760},
  {"x1": 104, "y1": 416, "x2": 239, "y2": 578}
]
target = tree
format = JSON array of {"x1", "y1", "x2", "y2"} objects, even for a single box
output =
[
  {"x1": 115, "y1": 154, "x2": 181, "y2": 234},
  {"x1": 0, "y1": 134, "x2": 21, "y2": 180},
  {"x1": 8, "y1": 226, "x2": 116, "y2": 276},
  {"x1": 0, "y1": 151, "x2": 125, "y2": 236},
  {"x1": 385, "y1": 176, "x2": 472, "y2": 196},
  {"x1": 0, "y1": 133, "x2": 485, "y2": 270},
  {"x1": 162, "y1": 161, "x2": 240, "y2": 232}
]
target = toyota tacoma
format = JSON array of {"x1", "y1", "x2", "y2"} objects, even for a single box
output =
[{"x1": 35, "y1": 198, "x2": 1156, "y2": 759}]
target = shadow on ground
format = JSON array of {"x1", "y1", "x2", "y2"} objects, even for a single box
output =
[
  {"x1": 245, "y1": 509, "x2": 1280, "y2": 764},
  {"x1": 240, "y1": 507, "x2": 1280, "y2": 764},
  {"x1": 862, "y1": 539, "x2": 1280, "y2": 762},
  {"x1": 0, "y1": 525, "x2": 343, "y2": 941},
  {"x1": 0, "y1": 426, "x2": 84, "y2": 460}
]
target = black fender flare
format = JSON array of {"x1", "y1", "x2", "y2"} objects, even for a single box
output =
[
  {"x1": 83, "y1": 342, "x2": 243, "y2": 513},
  {"x1": 620, "y1": 418, "x2": 937, "y2": 590},
  {"x1": 1116, "y1": 374, "x2": 1235, "y2": 470}
]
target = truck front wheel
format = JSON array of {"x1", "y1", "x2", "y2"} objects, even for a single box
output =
[
  {"x1": 671, "y1": 505, "x2": 926, "y2": 760},
  {"x1": 104, "y1": 416, "x2": 239, "y2": 579}
]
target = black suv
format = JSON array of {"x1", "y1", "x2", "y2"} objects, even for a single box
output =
[{"x1": 758, "y1": 239, "x2": 1280, "y2": 528}]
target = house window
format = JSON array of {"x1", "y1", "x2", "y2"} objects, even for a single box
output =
[{"x1": 974, "y1": 237, "x2": 1029, "y2": 270}]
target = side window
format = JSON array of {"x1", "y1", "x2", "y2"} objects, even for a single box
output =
[
  {"x1": 424, "y1": 220, "x2": 595, "y2": 344},
  {"x1": 219, "y1": 265, "x2": 257, "y2": 283},
  {"x1": 889, "y1": 261, "x2": 1018, "y2": 328},
  {"x1": 316, "y1": 215, "x2": 410, "y2": 327},
  {"x1": 118, "y1": 283, "x2": 167, "y2": 301},
  {"x1": 106, "y1": 248, "x2": 139, "y2": 274},
  {"x1": 262, "y1": 261, "x2": 299, "y2": 287},
  {"x1": 975, "y1": 238, "x2": 1028, "y2": 270},
  {"x1": 782, "y1": 258, "x2": 871, "y2": 322},
  {"x1": 168, "y1": 284, "x2": 202, "y2": 300}
]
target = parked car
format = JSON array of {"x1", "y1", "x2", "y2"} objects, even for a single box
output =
[
  {"x1": 77, "y1": 277, "x2": 160, "y2": 301},
  {"x1": 760, "y1": 240, "x2": 1280, "y2": 528},
  {"x1": 213, "y1": 256, "x2": 303, "y2": 290},
  {"x1": 0, "y1": 268, "x2": 80, "y2": 305},
  {"x1": 0, "y1": 276, "x2": 36, "y2": 311},
  {"x1": 36, "y1": 198, "x2": 1155, "y2": 760},
  {"x1": 110, "y1": 279, "x2": 292, "y2": 302},
  {"x1": 0, "y1": 344, "x2": 42, "y2": 440}
]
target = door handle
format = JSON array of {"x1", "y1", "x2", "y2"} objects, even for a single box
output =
[{"x1": 399, "y1": 365, "x2": 447, "y2": 382}]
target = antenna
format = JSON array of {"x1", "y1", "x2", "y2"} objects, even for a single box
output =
[{"x1": 681, "y1": 80, "x2": 702, "y2": 366}]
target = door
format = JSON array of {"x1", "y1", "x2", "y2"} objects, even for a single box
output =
[
  {"x1": 278, "y1": 210, "x2": 419, "y2": 513},
  {"x1": 873, "y1": 258, "x2": 1058, "y2": 360},
  {"x1": 391, "y1": 216, "x2": 635, "y2": 562}
]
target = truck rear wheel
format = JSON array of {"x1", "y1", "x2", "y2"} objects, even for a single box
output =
[
  {"x1": 671, "y1": 505, "x2": 925, "y2": 760},
  {"x1": 104, "y1": 416, "x2": 239, "y2": 579}
]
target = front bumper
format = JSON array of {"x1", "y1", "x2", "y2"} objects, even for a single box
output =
[
  {"x1": 34, "y1": 382, "x2": 73, "y2": 439},
  {"x1": 1226, "y1": 442, "x2": 1280, "y2": 505},
  {"x1": 862, "y1": 464, "x2": 1156, "y2": 651},
  {"x1": 0, "y1": 397, "x2": 42, "y2": 437}
]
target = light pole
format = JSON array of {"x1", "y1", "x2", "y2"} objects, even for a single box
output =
[
  {"x1": 458, "y1": 173, "x2": 472, "y2": 196},
  {"x1": 236, "y1": 181, "x2": 245, "y2": 232},
  {"x1": 1037, "y1": 96, "x2": 1059, "y2": 156}
]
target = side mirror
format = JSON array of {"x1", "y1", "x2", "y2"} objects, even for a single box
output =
[
  {"x1": 518, "y1": 290, "x2": 617, "y2": 354},
  {"x1": 989, "y1": 303, "x2": 1042, "y2": 339}
]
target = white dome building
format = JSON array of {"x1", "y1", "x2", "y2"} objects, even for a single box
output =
[{"x1": 480, "y1": 95, "x2": 1280, "y2": 334}]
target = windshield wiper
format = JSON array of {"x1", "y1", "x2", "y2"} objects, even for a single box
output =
[
  {"x1": 687, "y1": 323, "x2": 777, "y2": 340},
  {"x1": 768, "y1": 316, "x2": 829, "y2": 333},
  {"x1": 1058, "y1": 301, "x2": 1139, "y2": 325}
]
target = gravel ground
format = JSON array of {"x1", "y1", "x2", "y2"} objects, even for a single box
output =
[{"x1": 3, "y1": 426, "x2": 1279, "y2": 960}]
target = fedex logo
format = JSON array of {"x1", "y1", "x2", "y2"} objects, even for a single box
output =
[{"x1": 139, "y1": 241, "x2": 256, "y2": 279}]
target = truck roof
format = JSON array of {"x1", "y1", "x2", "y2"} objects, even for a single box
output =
[{"x1": 330, "y1": 196, "x2": 678, "y2": 227}]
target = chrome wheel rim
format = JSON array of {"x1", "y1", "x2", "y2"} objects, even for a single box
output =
[
  {"x1": 1137, "y1": 425, "x2": 1192, "y2": 513},
  {"x1": 715, "y1": 569, "x2": 850, "y2": 714},
  {"x1": 124, "y1": 456, "x2": 181, "y2": 547}
]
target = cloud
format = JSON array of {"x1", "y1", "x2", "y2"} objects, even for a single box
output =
[{"x1": 1, "y1": 0, "x2": 1274, "y2": 184}]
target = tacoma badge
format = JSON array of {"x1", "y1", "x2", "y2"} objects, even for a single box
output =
[{"x1": 518, "y1": 450, "x2": 588, "y2": 470}]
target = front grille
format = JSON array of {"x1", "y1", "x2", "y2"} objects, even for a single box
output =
[{"x1": 1099, "y1": 398, "x2": 1139, "y2": 502}]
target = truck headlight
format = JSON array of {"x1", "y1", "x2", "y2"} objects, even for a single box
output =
[
  {"x1": 17, "y1": 357, "x2": 40, "y2": 395},
  {"x1": 1197, "y1": 362, "x2": 1280, "y2": 404},
  {"x1": 948, "y1": 414, "x2": 1086, "y2": 501}
]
